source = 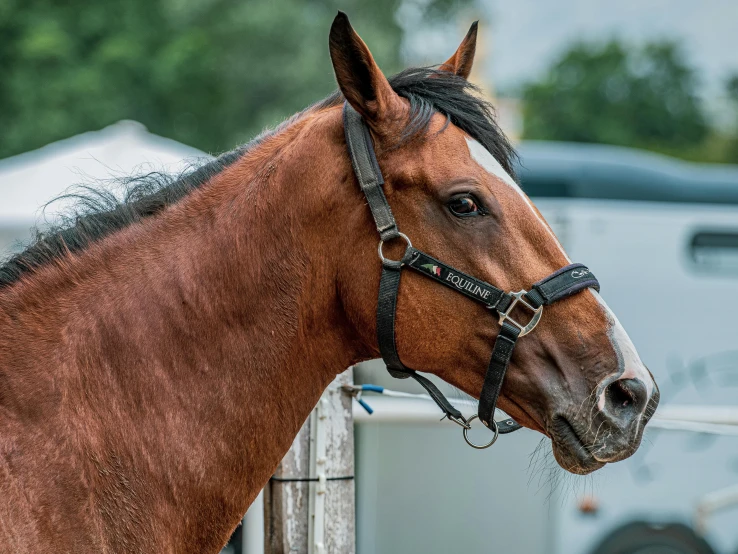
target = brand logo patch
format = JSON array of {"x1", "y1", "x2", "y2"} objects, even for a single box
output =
[
  {"x1": 421, "y1": 264, "x2": 441, "y2": 277},
  {"x1": 571, "y1": 268, "x2": 590, "y2": 279}
]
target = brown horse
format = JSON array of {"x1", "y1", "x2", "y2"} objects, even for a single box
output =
[{"x1": 0, "y1": 13, "x2": 658, "y2": 553}]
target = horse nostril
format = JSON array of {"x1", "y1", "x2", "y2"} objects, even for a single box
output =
[{"x1": 605, "y1": 378, "x2": 648, "y2": 416}]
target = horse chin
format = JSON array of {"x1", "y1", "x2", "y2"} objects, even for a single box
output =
[{"x1": 549, "y1": 415, "x2": 607, "y2": 475}]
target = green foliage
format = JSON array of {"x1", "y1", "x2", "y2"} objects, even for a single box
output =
[
  {"x1": 521, "y1": 39, "x2": 712, "y2": 158},
  {"x1": 0, "y1": 0, "x2": 465, "y2": 159},
  {"x1": 724, "y1": 73, "x2": 738, "y2": 163}
]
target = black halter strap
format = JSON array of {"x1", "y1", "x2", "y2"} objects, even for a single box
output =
[{"x1": 343, "y1": 103, "x2": 600, "y2": 445}]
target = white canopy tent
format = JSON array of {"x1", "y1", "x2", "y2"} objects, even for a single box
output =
[{"x1": 0, "y1": 120, "x2": 208, "y2": 254}]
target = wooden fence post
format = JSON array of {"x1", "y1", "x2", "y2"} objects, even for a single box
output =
[{"x1": 264, "y1": 369, "x2": 355, "y2": 554}]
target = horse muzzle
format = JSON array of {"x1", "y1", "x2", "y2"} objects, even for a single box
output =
[{"x1": 549, "y1": 377, "x2": 660, "y2": 474}]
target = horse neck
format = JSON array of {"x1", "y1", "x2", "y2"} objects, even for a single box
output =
[{"x1": 0, "y1": 108, "x2": 365, "y2": 550}]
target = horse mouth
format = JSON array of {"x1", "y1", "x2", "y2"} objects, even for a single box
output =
[{"x1": 550, "y1": 416, "x2": 606, "y2": 475}]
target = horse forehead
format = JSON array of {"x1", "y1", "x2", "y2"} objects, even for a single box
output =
[
  {"x1": 464, "y1": 137, "x2": 517, "y2": 188},
  {"x1": 464, "y1": 136, "x2": 571, "y2": 261}
]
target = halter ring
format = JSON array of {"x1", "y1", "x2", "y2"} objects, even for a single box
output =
[
  {"x1": 378, "y1": 232, "x2": 412, "y2": 265},
  {"x1": 463, "y1": 415, "x2": 499, "y2": 449}
]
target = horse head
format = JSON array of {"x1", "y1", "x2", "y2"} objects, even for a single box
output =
[{"x1": 330, "y1": 13, "x2": 659, "y2": 474}]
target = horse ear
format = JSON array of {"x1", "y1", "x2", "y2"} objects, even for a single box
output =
[
  {"x1": 440, "y1": 21, "x2": 478, "y2": 79},
  {"x1": 329, "y1": 12, "x2": 403, "y2": 124}
]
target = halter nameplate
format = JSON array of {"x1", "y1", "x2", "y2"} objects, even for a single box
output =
[{"x1": 405, "y1": 248, "x2": 507, "y2": 309}]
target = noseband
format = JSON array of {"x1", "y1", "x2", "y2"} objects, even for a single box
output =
[{"x1": 343, "y1": 104, "x2": 600, "y2": 448}]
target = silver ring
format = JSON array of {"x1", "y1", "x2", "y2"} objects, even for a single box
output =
[
  {"x1": 463, "y1": 415, "x2": 499, "y2": 449},
  {"x1": 377, "y1": 232, "x2": 412, "y2": 264}
]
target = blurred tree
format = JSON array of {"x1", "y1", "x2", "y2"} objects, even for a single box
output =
[
  {"x1": 521, "y1": 40, "x2": 709, "y2": 154},
  {"x1": 724, "y1": 73, "x2": 738, "y2": 163},
  {"x1": 727, "y1": 74, "x2": 738, "y2": 101},
  {"x1": 0, "y1": 0, "x2": 467, "y2": 158}
]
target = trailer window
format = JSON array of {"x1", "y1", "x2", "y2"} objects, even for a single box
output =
[{"x1": 690, "y1": 230, "x2": 738, "y2": 274}]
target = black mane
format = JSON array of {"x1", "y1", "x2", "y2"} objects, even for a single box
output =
[{"x1": 0, "y1": 67, "x2": 515, "y2": 290}]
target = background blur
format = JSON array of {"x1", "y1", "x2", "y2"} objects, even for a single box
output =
[
  {"x1": 2, "y1": 0, "x2": 738, "y2": 162},
  {"x1": 2, "y1": 1, "x2": 738, "y2": 554}
]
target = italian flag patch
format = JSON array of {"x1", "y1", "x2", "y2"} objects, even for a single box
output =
[{"x1": 421, "y1": 264, "x2": 441, "y2": 277}]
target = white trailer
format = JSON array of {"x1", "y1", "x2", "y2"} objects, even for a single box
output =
[{"x1": 353, "y1": 141, "x2": 738, "y2": 554}]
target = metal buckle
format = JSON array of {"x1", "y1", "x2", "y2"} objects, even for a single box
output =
[
  {"x1": 445, "y1": 413, "x2": 471, "y2": 430},
  {"x1": 498, "y1": 290, "x2": 543, "y2": 337},
  {"x1": 463, "y1": 415, "x2": 499, "y2": 449},
  {"x1": 377, "y1": 232, "x2": 412, "y2": 265}
]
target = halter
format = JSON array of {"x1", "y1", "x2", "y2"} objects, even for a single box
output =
[{"x1": 343, "y1": 103, "x2": 600, "y2": 448}]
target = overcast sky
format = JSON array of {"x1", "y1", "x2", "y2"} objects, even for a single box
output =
[{"x1": 403, "y1": 0, "x2": 738, "y2": 99}]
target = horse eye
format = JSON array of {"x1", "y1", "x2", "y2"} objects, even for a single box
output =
[{"x1": 448, "y1": 195, "x2": 483, "y2": 216}]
